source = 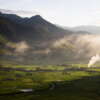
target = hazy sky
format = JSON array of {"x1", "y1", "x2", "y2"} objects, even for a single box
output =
[{"x1": 0, "y1": 0, "x2": 100, "y2": 27}]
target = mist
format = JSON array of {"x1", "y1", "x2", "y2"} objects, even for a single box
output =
[
  {"x1": 6, "y1": 41, "x2": 30, "y2": 54},
  {"x1": 88, "y1": 54, "x2": 100, "y2": 67},
  {"x1": 14, "y1": 41, "x2": 30, "y2": 53},
  {"x1": 52, "y1": 33, "x2": 100, "y2": 62}
]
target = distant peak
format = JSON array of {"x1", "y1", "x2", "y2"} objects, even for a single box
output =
[
  {"x1": 31, "y1": 15, "x2": 43, "y2": 19},
  {"x1": 34, "y1": 15, "x2": 42, "y2": 18}
]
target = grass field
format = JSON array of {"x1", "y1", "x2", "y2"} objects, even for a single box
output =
[{"x1": 0, "y1": 62, "x2": 100, "y2": 100}]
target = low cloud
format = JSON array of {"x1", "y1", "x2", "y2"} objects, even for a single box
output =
[
  {"x1": 6, "y1": 41, "x2": 30, "y2": 54},
  {"x1": 52, "y1": 34, "x2": 100, "y2": 60},
  {"x1": 14, "y1": 41, "x2": 29, "y2": 53},
  {"x1": 52, "y1": 36, "x2": 75, "y2": 49}
]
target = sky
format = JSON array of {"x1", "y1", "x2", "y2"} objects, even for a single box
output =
[{"x1": 0, "y1": 0, "x2": 100, "y2": 27}]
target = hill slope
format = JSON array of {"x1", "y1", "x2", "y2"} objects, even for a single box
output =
[{"x1": 0, "y1": 12, "x2": 99, "y2": 65}]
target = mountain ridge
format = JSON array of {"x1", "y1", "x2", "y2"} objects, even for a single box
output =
[{"x1": 67, "y1": 25, "x2": 100, "y2": 34}]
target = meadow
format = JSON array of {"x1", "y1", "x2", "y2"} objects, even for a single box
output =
[{"x1": 0, "y1": 62, "x2": 100, "y2": 100}]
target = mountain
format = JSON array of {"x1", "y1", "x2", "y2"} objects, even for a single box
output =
[
  {"x1": 0, "y1": 11, "x2": 99, "y2": 65},
  {"x1": 0, "y1": 12, "x2": 72, "y2": 41},
  {"x1": 71, "y1": 25, "x2": 100, "y2": 34},
  {"x1": 0, "y1": 12, "x2": 75, "y2": 64}
]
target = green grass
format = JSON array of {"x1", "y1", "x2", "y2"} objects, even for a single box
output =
[{"x1": 0, "y1": 63, "x2": 100, "y2": 100}]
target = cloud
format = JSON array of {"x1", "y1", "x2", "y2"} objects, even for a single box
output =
[
  {"x1": 6, "y1": 41, "x2": 30, "y2": 54},
  {"x1": 52, "y1": 34, "x2": 100, "y2": 59},
  {"x1": 0, "y1": 8, "x2": 38, "y2": 17},
  {"x1": 14, "y1": 41, "x2": 30, "y2": 53},
  {"x1": 52, "y1": 36, "x2": 74, "y2": 49}
]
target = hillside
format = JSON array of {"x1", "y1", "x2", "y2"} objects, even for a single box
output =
[{"x1": 0, "y1": 12, "x2": 99, "y2": 65}]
